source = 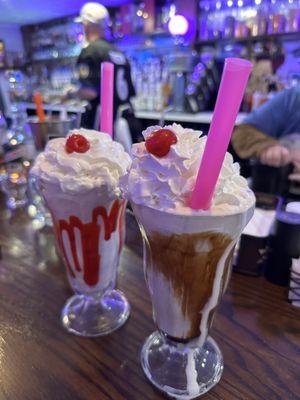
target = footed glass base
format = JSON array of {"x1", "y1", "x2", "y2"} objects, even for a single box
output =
[
  {"x1": 61, "y1": 289, "x2": 130, "y2": 337},
  {"x1": 141, "y1": 331, "x2": 223, "y2": 399}
]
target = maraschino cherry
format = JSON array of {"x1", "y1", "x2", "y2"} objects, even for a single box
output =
[
  {"x1": 65, "y1": 134, "x2": 90, "y2": 154},
  {"x1": 145, "y1": 129, "x2": 177, "y2": 157}
]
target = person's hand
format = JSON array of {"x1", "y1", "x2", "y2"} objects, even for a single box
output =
[
  {"x1": 291, "y1": 148, "x2": 300, "y2": 164},
  {"x1": 60, "y1": 85, "x2": 78, "y2": 102},
  {"x1": 259, "y1": 145, "x2": 291, "y2": 167}
]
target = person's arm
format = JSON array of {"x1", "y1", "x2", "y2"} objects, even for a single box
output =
[
  {"x1": 231, "y1": 88, "x2": 298, "y2": 166},
  {"x1": 231, "y1": 124, "x2": 278, "y2": 159},
  {"x1": 232, "y1": 124, "x2": 291, "y2": 166},
  {"x1": 78, "y1": 86, "x2": 98, "y2": 101},
  {"x1": 241, "y1": 89, "x2": 291, "y2": 139},
  {"x1": 66, "y1": 84, "x2": 98, "y2": 101}
]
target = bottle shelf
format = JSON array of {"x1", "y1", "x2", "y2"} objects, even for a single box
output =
[{"x1": 196, "y1": 31, "x2": 300, "y2": 47}]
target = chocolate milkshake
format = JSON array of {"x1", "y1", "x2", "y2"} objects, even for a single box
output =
[
  {"x1": 32, "y1": 128, "x2": 131, "y2": 336},
  {"x1": 132, "y1": 203, "x2": 253, "y2": 345},
  {"x1": 124, "y1": 123, "x2": 255, "y2": 398}
]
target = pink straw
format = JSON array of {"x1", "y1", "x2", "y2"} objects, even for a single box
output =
[
  {"x1": 191, "y1": 58, "x2": 253, "y2": 210},
  {"x1": 100, "y1": 62, "x2": 114, "y2": 137}
]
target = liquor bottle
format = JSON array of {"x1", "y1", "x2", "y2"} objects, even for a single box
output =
[
  {"x1": 0, "y1": 111, "x2": 7, "y2": 170},
  {"x1": 1, "y1": 104, "x2": 35, "y2": 166}
]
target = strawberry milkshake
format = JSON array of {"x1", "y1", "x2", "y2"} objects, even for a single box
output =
[{"x1": 32, "y1": 128, "x2": 131, "y2": 336}]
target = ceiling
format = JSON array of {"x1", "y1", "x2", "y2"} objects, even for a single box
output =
[{"x1": 0, "y1": 0, "x2": 130, "y2": 25}]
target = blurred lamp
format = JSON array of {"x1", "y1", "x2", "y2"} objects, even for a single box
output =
[{"x1": 168, "y1": 15, "x2": 188, "y2": 36}]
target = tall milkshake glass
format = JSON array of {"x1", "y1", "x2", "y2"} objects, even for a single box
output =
[
  {"x1": 132, "y1": 202, "x2": 254, "y2": 398},
  {"x1": 32, "y1": 129, "x2": 131, "y2": 336},
  {"x1": 125, "y1": 123, "x2": 255, "y2": 398}
]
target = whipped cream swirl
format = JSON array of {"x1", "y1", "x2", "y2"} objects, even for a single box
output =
[
  {"x1": 124, "y1": 123, "x2": 254, "y2": 215},
  {"x1": 32, "y1": 128, "x2": 131, "y2": 196}
]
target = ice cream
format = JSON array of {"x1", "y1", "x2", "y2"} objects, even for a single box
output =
[
  {"x1": 125, "y1": 123, "x2": 254, "y2": 344},
  {"x1": 32, "y1": 128, "x2": 131, "y2": 295}
]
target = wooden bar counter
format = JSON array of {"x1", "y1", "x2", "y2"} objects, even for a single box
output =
[{"x1": 0, "y1": 200, "x2": 299, "y2": 400}]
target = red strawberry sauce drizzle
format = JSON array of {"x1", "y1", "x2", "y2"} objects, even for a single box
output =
[{"x1": 54, "y1": 199, "x2": 126, "y2": 287}]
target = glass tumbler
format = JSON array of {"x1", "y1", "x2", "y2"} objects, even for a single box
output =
[{"x1": 1, "y1": 162, "x2": 28, "y2": 209}]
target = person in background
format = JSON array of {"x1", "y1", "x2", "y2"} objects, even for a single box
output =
[
  {"x1": 72, "y1": 2, "x2": 136, "y2": 131},
  {"x1": 231, "y1": 85, "x2": 300, "y2": 181}
]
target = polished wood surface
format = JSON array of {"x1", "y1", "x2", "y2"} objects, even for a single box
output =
[{"x1": 0, "y1": 200, "x2": 299, "y2": 400}]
